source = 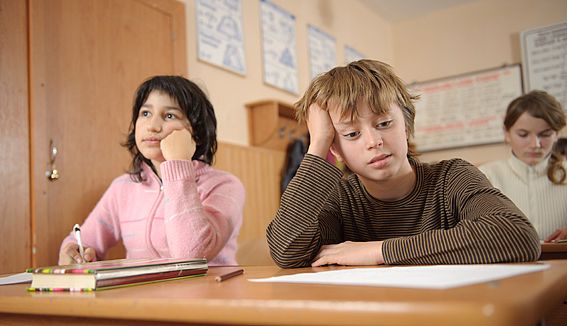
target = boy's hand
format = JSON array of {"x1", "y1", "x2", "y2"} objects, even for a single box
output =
[
  {"x1": 306, "y1": 103, "x2": 335, "y2": 158},
  {"x1": 58, "y1": 242, "x2": 96, "y2": 265},
  {"x1": 311, "y1": 241, "x2": 384, "y2": 266},
  {"x1": 160, "y1": 129, "x2": 196, "y2": 161}
]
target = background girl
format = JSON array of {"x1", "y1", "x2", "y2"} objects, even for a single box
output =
[{"x1": 480, "y1": 90, "x2": 567, "y2": 242}]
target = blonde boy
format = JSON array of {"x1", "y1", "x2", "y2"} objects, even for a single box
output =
[{"x1": 267, "y1": 60, "x2": 540, "y2": 268}]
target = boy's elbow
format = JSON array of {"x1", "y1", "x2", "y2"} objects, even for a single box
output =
[
  {"x1": 510, "y1": 226, "x2": 541, "y2": 262},
  {"x1": 270, "y1": 251, "x2": 311, "y2": 269},
  {"x1": 267, "y1": 240, "x2": 312, "y2": 268},
  {"x1": 523, "y1": 233, "x2": 541, "y2": 262}
]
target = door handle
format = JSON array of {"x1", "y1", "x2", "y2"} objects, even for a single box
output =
[{"x1": 46, "y1": 139, "x2": 60, "y2": 181}]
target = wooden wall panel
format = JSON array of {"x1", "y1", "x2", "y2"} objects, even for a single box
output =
[
  {"x1": 0, "y1": 0, "x2": 31, "y2": 274},
  {"x1": 215, "y1": 143, "x2": 286, "y2": 265}
]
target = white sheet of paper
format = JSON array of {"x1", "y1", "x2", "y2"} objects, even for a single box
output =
[
  {"x1": 0, "y1": 272, "x2": 32, "y2": 285},
  {"x1": 249, "y1": 264, "x2": 549, "y2": 289}
]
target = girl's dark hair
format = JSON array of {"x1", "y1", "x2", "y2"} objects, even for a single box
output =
[{"x1": 123, "y1": 75, "x2": 217, "y2": 182}]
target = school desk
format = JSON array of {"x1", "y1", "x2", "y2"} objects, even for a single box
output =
[
  {"x1": 540, "y1": 242, "x2": 567, "y2": 260},
  {"x1": 0, "y1": 262, "x2": 566, "y2": 326}
]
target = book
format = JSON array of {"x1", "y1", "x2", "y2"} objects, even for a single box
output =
[{"x1": 27, "y1": 257, "x2": 208, "y2": 292}]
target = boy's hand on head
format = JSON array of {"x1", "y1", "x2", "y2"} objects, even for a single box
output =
[
  {"x1": 160, "y1": 129, "x2": 196, "y2": 161},
  {"x1": 311, "y1": 241, "x2": 384, "y2": 267},
  {"x1": 306, "y1": 103, "x2": 335, "y2": 158},
  {"x1": 58, "y1": 242, "x2": 96, "y2": 265}
]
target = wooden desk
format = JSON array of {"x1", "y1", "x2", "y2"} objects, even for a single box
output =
[
  {"x1": 1, "y1": 262, "x2": 567, "y2": 326},
  {"x1": 541, "y1": 243, "x2": 567, "y2": 260}
]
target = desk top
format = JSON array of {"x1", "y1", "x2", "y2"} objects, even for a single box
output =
[
  {"x1": 1, "y1": 261, "x2": 567, "y2": 326},
  {"x1": 541, "y1": 242, "x2": 567, "y2": 253}
]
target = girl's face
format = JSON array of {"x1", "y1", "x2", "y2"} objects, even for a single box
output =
[
  {"x1": 505, "y1": 112, "x2": 558, "y2": 166},
  {"x1": 135, "y1": 91, "x2": 191, "y2": 165}
]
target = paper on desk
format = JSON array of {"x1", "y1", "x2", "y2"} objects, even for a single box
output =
[
  {"x1": 249, "y1": 264, "x2": 549, "y2": 289},
  {"x1": 0, "y1": 272, "x2": 32, "y2": 285}
]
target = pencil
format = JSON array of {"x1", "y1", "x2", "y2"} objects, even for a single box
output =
[{"x1": 215, "y1": 268, "x2": 244, "y2": 282}]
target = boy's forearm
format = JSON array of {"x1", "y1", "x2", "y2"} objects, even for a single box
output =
[
  {"x1": 267, "y1": 155, "x2": 343, "y2": 268},
  {"x1": 382, "y1": 216, "x2": 540, "y2": 265},
  {"x1": 307, "y1": 141, "x2": 331, "y2": 158}
]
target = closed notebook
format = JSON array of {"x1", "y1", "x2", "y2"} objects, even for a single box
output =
[{"x1": 27, "y1": 257, "x2": 208, "y2": 292}]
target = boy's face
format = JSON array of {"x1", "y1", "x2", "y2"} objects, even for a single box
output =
[{"x1": 329, "y1": 101, "x2": 411, "y2": 185}]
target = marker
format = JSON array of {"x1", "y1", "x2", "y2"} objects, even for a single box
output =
[
  {"x1": 215, "y1": 268, "x2": 244, "y2": 282},
  {"x1": 73, "y1": 224, "x2": 85, "y2": 263}
]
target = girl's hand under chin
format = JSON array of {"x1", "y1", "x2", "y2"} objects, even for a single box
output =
[{"x1": 160, "y1": 129, "x2": 196, "y2": 161}]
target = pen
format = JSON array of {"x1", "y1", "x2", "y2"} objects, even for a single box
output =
[
  {"x1": 73, "y1": 224, "x2": 85, "y2": 262},
  {"x1": 215, "y1": 268, "x2": 244, "y2": 282}
]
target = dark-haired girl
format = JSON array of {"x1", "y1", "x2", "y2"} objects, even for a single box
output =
[{"x1": 59, "y1": 76, "x2": 244, "y2": 265}]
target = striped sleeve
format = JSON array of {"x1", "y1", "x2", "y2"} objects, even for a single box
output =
[
  {"x1": 382, "y1": 160, "x2": 541, "y2": 264},
  {"x1": 266, "y1": 154, "x2": 344, "y2": 268}
]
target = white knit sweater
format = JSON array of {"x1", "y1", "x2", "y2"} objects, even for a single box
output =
[{"x1": 479, "y1": 155, "x2": 567, "y2": 240}]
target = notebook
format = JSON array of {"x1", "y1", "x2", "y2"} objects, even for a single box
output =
[{"x1": 27, "y1": 257, "x2": 208, "y2": 292}]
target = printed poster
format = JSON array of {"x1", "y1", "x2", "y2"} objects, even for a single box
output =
[
  {"x1": 260, "y1": 0, "x2": 298, "y2": 94},
  {"x1": 197, "y1": 0, "x2": 246, "y2": 75},
  {"x1": 308, "y1": 25, "x2": 337, "y2": 79},
  {"x1": 344, "y1": 45, "x2": 365, "y2": 64},
  {"x1": 521, "y1": 21, "x2": 567, "y2": 111},
  {"x1": 411, "y1": 65, "x2": 523, "y2": 152}
]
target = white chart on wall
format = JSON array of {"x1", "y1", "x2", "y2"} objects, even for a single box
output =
[
  {"x1": 196, "y1": 0, "x2": 246, "y2": 75},
  {"x1": 521, "y1": 20, "x2": 567, "y2": 111},
  {"x1": 308, "y1": 25, "x2": 336, "y2": 79},
  {"x1": 411, "y1": 65, "x2": 523, "y2": 152},
  {"x1": 260, "y1": 0, "x2": 298, "y2": 94},
  {"x1": 344, "y1": 45, "x2": 365, "y2": 64}
]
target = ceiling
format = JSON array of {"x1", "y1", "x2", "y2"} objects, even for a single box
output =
[{"x1": 359, "y1": 0, "x2": 479, "y2": 22}]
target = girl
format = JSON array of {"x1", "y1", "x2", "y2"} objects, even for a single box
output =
[
  {"x1": 480, "y1": 90, "x2": 567, "y2": 242},
  {"x1": 59, "y1": 76, "x2": 245, "y2": 265}
]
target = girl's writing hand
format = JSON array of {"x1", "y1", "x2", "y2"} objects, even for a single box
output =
[
  {"x1": 160, "y1": 129, "x2": 195, "y2": 161},
  {"x1": 311, "y1": 241, "x2": 384, "y2": 267},
  {"x1": 544, "y1": 226, "x2": 567, "y2": 243},
  {"x1": 58, "y1": 242, "x2": 96, "y2": 265},
  {"x1": 306, "y1": 103, "x2": 335, "y2": 158}
]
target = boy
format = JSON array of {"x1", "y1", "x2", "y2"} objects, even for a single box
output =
[{"x1": 266, "y1": 60, "x2": 540, "y2": 268}]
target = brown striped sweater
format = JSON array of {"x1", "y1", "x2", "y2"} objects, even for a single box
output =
[{"x1": 267, "y1": 154, "x2": 540, "y2": 268}]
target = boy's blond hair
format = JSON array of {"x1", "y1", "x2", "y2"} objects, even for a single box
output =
[{"x1": 295, "y1": 59, "x2": 419, "y2": 157}]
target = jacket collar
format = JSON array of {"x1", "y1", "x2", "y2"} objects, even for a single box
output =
[{"x1": 507, "y1": 153, "x2": 549, "y2": 182}]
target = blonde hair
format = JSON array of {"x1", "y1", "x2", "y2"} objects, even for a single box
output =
[{"x1": 295, "y1": 59, "x2": 420, "y2": 157}]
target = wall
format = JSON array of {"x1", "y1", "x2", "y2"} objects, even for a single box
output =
[
  {"x1": 182, "y1": 0, "x2": 393, "y2": 146},
  {"x1": 392, "y1": 0, "x2": 567, "y2": 164},
  {"x1": 179, "y1": 0, "x2": 566, "y2": 165}
]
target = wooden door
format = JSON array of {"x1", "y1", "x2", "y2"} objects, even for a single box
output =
[
  {"x1": 0, "y1": 0, "x2": 31, "y2": 274},
  {"x1": 30, "y1": 0, "x2": 187, "y2": 267}
]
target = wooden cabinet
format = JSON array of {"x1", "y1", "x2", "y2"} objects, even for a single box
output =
[
  {"x1": 0, "y1": 0, "x2": 186, "y2": 273},
  {"x1": 246, "y1": 100, "x2": 307, "y2": 151}
]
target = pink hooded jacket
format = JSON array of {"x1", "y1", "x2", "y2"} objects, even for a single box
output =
[{"x1": 61, "y1": 160, "x2": 245, "y2": 265}]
